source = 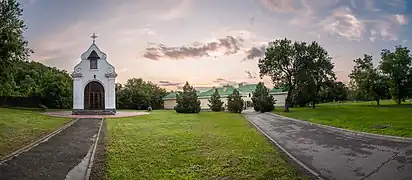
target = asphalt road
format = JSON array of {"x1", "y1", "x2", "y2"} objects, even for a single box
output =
[
  {"x1": 0, "y1": 118, "x2": 102, "y2": 180},
  {"x1": 243, "y1": 110, "x2": 412, "y2": 180}
]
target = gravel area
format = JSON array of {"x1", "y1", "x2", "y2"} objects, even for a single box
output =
[
  {"x1": 0, "y1": 118, "x2": 102, "y2": 180},
  {"x1": 89, "y1": 119, "x2": 108, "y2": 180}
]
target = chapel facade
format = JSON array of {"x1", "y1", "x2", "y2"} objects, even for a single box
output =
[{"x1": 71, "y1": 34, "x2": 117, "y2": 115}]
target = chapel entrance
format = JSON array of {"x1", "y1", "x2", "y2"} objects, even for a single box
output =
[{"x1": 84, "y1": 81, "x2": 105, "y2": 110}]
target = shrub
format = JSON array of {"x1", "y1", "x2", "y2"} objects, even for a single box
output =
[
  {"x1": 252, "y1": 82, "x2": 275, "y2": 113},
  {"x1": 227, "y1": 89, "x2": 244, "y2": 113},
  {"x1": 208, "y1": 89, "x2": 224, "y2": 112},
  {"x1": 174, "y1": 82, "x2": 201, "y2": 113}
]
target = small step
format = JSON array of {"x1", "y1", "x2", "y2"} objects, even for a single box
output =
[{"x1": 72, "y1": 109, "x2": 116, "y2": 115}]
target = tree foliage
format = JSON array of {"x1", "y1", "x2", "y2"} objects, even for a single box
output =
[
  {"x1": 116, "y1": 78, "x2": 167, "y2": 110},
  {"x1": 251, "y1": 82, "x2": 274, "y2": 112},
  {"x1": 174, "y1": 82, "x2": 201, "y2": 113},
  {"x1": 379, "y1": 46, "x2": 412, "y2": 104},
  {"x1": 258, "y1": 38, "x2": 335, "y2": 111},
  {"x1": 227, "y1": 89, "x2": 244, "y2": 113},
  {"x1": 208, "y1": 89, "x2": 224, "y2": 112},
  {"x1": 0, "y1": 61, "x2": 73, "y2": 108},
  {"x1": 0, "y1": 0, "x2": 33, "y2": 96},
  {"x1": 318, "y1": 81, "x2": 348, "y2": 103},
  {"x1": 349, "y1": 54, "x2": 390, "y2": 105}
]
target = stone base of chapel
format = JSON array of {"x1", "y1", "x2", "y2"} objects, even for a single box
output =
[{"x1": 72, "y1": 109, "x2": 116, "y2": 115}]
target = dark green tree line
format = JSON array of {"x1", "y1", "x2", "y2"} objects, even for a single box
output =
[{"x1": 116, "y1": 78, "x2": 167, "y2": 110}]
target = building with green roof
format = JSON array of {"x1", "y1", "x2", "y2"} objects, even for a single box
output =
[{"x1": 162, "y1": 83, "x2": 287, "y2": 110}]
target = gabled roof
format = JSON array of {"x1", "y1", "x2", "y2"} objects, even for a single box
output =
[
  {"x1": 270, "y1": 86, "x2": 286, "y2": 93},
  {"x1": 237, "y1": 84, "x2": 257, "y2": 93},
  {"x1": 162, "y1": 91, "x2": 179, "y2": 100},
  {"x1": 198, "y1": 86, "x2": 235, "y2": 99}
]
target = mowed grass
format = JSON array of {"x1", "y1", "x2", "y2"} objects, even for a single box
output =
[
  {"x1": 0, "y1": 107, "x2": 71, "y2": 157},
  {"x1": 274, "y1": 100, "x2": 412, "y2": 137},
  {"x1": 106, "y1": 111, "x2": 307, "y2": 180}
]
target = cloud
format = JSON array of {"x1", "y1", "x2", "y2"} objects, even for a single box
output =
[
  {"x1": 242, "y1": 45, "x2": 266, "y2": 61},
  {"x1": 278, "y1": 0, "x2": 408, "y2": 42},
  {"x1": 260, "y1": 0, "x2": 296, "y2": 13},
  {"x1": 394, "y1": 14, "x2": 407, "y2": 25},
  {"x1": 212, "y1": 78, "x2": 239, "y2": 86},
  {"x1": 157, "y1": 80, "x2": 183, "y2": 86},
  {"x1": 318, "y1": 7, "x2": 365, "y2": 41},
  {"x1": 245, "y1": 70, "x2": 258, "y2": 79},
  {"x1": 143, "y1": 36, "x2": 244, "y2": 60}
]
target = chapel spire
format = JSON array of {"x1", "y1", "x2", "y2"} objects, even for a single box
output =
[{"x1": 90, "y1": 33, "x2": 98, "y2": 44}]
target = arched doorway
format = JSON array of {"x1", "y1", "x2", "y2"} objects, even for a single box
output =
[{"x1": 84, "y1": 81, "x2": 105, "y2": 110}]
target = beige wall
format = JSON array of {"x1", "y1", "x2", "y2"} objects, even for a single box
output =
[
  {"x1": 200, "y1": 97, "x2": 229, "y2": 110},
  {"x1": 273, "y1": 93, "x2": 287, "y2": 107},
  {"x1": 164, "y1": 99, "x2": 176, "y2": 109},
  {"x1": 199, "y1": 98, "x2": 209, "y2": 109}
]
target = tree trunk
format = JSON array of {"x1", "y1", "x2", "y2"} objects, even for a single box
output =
[
  {"x1": 284, "y1": 90, "x2": 292, "y2": 112},
  {"x1": 376, "y1": 98, "x2": 380, "y2": 106},
  {"x1": 312, "y1": 102, "x2": 316, "y2": 108},
  {"x1": 397, "y1": 98, "x2": 401, "y2": 105}
]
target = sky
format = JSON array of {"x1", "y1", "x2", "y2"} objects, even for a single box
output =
[{"x1": 20, "y1": 0, "x2": 412, "y2": 90}]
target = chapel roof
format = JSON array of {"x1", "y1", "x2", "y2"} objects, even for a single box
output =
[{"x1": 87, "y1": 50, "x2": 100, "y2": 59}]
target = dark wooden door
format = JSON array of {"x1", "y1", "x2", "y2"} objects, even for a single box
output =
[{"x1": 84, "y1": 82, "x2": 105, "y2": 110}]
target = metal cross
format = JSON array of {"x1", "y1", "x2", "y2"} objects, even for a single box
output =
[{"x1": 91, "y1": 33, "x2": 98, "y2": 43}]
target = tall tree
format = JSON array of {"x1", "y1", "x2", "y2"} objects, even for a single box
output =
[
  {"x1": 349, "y1": 54, "x2": 389, "y2": 105},
  {"x1": 306, "y1": 41, "x2": 336, "y2": 108},
  {"x1": 227, "y1": 89, "x2": 244, "y2": 113},
  {"x1": 379, "y1": 46, "x2": 412, "y2": 104},
  {"x1": 208, "y1": 89, "x2": 224, "y2": 112},
  {"x1": 174, "y1": 82, "x2": 201, "y2": 113},
  {"x1": 0, "y1": 0, "x2": 32, "y2": 96},
  {"x1": 251, "y1": 82, "x2": 275, "y2": 112},
  {"x1": 258, "y1": 38, "x2": 305, "y2": 112}
]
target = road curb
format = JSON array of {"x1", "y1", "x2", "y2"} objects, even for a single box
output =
[
  {"x1": 0, "y1": 118, "x2": 81, "y2": 164},
  {"x1": 241, "y1": 112, "x2": 325, "y2": 180},
  {"x1": 265, "y1": 112, "x2": 412, "y2": 143},
  {"x1": 84, "y1": 118, "x2": 104, "y2": 180}
]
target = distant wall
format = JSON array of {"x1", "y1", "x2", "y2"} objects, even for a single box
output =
[{"x1": 164, "y1": 99, "x2": 176, "y2": 109}]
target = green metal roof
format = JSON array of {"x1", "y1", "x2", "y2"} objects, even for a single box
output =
[
  {"x1": 162, "y1": 91, "x2": 179, "y2": 100},
  {"x1": 198, "y1": 86, "x2": 235, "y2": 99},
  {"x1": 162, "y1": 83, "x2": 287, "y2": 100},
  {"x1": 270, "y1": 86, "x2": 286, "y2": 93},
  {"x1": 237, "y1": 84, "x2": 257, "y2": 93}
]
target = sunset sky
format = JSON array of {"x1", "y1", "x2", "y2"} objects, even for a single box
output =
[{"x1": 20, "y1": 0, "x2": 411, "y2": 90}]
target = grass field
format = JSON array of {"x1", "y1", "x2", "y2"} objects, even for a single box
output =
[
  {"x1": 274, "y1": 100, "x2": 412, "y2": 137},
  {"x1": 106, "y1": 111, "x2": 308, "y2": 180},
  {"x1": 0, "y1": 107, "x2": 71, "y2": 157}
]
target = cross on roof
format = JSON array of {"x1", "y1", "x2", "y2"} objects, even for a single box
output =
[{"x1": 90, "y1": 33, "x2": 98, "y2": 44}]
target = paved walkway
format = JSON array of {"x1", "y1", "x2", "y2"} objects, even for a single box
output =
[
  {"x1": 243, "y1": 111, "x2": 412, "y2": 180},
  {"x1": 43, "y1": 111, "x2": 149, "y2": 118},
  {"x1": 0, "y1": 118, "x2": 102, "y2": 180}
]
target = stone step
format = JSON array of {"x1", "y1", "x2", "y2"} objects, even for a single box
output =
[{"x1": 72, "y1": 110, "x2": 116, "y2": 115}]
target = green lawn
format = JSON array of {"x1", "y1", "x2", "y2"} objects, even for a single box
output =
[
  {"x1": 106, "y1": 111, "x2": 307, "y2": 180},
  {"x1": 274, "y1": 100, "x2": 412, "y2": 137},
  {"x1": 0, "y1": 107, "x2": 71, "y2": 157}
]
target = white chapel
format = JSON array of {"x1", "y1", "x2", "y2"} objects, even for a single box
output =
[{"x1": 71, "y1": 34, "x2": 117, "y2": 115}]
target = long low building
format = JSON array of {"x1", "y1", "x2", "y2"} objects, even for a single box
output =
[{"x1": 162, "y1": 83, "x2": 287, "y2": 110}]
